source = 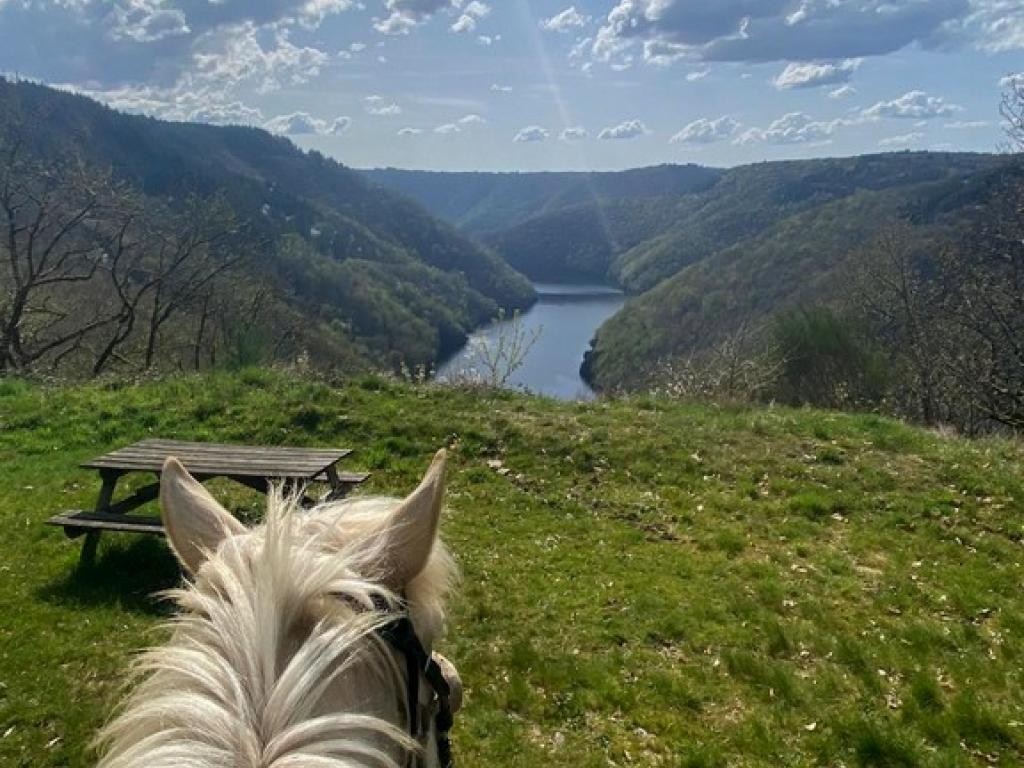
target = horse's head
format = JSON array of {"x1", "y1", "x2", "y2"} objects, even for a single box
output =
[{"x1": 98, "y1": 451, "x2": 461, "y2": 768}]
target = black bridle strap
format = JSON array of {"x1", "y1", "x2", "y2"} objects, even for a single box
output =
[{"x1": 375, "y1": 605, "x2": 454, "y2": 768}]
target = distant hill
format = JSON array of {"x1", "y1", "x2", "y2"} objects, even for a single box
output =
[
  {"x1": 0, "y1": 78, "x2": 534, "y2": 371},
  {"x1": 367, "y1": 151, "x2": 1013, "y2": 393},
  {"x1": 361, "y1": 164, "x2": 721, "y2": 236},
  {"x1": 608, "y1": 152, "x2": 1005, "y2": 293},
  {"x1": 585, "y1": 154, "x2": 1018, "y2": 390},
  {"x1": 481, "y1": 196, "x2": 684, "y2": 284}
]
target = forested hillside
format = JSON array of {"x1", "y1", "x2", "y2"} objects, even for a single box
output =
[
  {"x1": 362, "y1": 164, "x2": 721, "y2": 236},
  {"x1": 427, "y1": 153, "x2": 999, "y2": 292},
  {"x1": 585, "y1": 155, "x2": 1019, "y2": 393},
  {"x1": 483, "y1": 197, "x2": 683, "y2": 283},
  {"x1": 0, "y1": 78, "x2": 534, "y2": 376}
]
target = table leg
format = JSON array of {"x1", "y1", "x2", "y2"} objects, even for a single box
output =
[
  {"x1": 79, "y1": 470, "x2": 121, "y2": 569},
  {"x1": 324, "y1": 465, "x2": 348, "y2": 502}
]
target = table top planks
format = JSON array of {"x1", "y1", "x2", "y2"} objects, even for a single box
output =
[{"x1": 81, "y1": 438, "x2": 352, "y2": 480}]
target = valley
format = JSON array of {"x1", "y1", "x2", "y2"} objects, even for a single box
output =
[{"x1": 367, "y1": 152, "x2": 1018, "y2": 398}]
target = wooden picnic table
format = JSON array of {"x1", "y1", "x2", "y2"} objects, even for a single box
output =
[{"x1": 47, "y1": 438, "x2": 369, "y2": 564}]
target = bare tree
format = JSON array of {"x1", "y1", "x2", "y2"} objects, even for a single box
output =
[
  {"x1": 440, "y1": 309, "x2": 542, "y2": 389},
  {"x1": 936, "y1": 189, "x2": 1024, "y2": 431},
  {"x1": 0, "y1": 124, "x2": 134, "y2": 372},
  {"x1": 135, "y1": 196, "x2": 249, "y2": 369},
  {"x1": 1001, "y1": 75, "x2": 1024, "y2": 152},
  {"x1": 847, "y1": 223, "x2": 943, "y2": 424},
  {"x1": 653, "y1": 321, "x2": 784, "y2": 403},
  {"x1": 0, "y1": 107, "x2": 253, "y2": 377}
]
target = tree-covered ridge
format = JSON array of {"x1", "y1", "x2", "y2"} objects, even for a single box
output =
[
  {"x1": 424, "y1": 152, "x2": 999, "y2": 292},
  {"x1": 610, "y1": 152, "x2": 1004, "y2": 292},
  {"x1": 362, "y1": 164, "x2": 721, "y2": 236},
  {"x1": 585, "y1": 156, "x2": 1024, "y2": 415},
  {"x1": 482, "y1": 196, "x2": 685, "y2": 284},
  {"x1": 0, "y1": 78, "x2": 534, "y2": 374}
]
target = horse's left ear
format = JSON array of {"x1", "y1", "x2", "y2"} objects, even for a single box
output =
[
  {"x1": 382, "y1": 449, "x2": 447, "y2": 586},
  {"x1": 160, "y1": 457, "x2": 246, "y2": 574}
]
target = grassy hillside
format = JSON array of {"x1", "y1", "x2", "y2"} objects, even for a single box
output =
[
  {"x1": 362, "y1": 164, "x2": 721, "y2": 236},
  {"x1": 1, "y1": 371, "x2": 1022, "y2": 767},
  {"x1": 0, "y1": 78, "x2": 534, "y2": 369}
]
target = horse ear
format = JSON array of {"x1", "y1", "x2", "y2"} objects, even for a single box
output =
[
  {"x1": 160, "y1": 457, "x2": 245, "y2": 574},
  {"x1": 382, "y1": 449, "x2": 447, "y2": 586}
]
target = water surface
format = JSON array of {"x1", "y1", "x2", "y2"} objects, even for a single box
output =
[{"x1": 437, "y1": 283, "x2": 626, "y2": 400}]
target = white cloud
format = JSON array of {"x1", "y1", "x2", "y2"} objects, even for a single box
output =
[
  {"x1": 686, "y1": 69, "x2": 709, "y2": 82},
  {"x1": 293, "y1": 0, "x2": 357, "y2": 29},
  {"x1": 63, "y1": 80, "x2": 265, "y2": 127},
  {"x1": 588, "y1": 0, "x2": 1024, "y2": 69},
  {"x1": 643, "y1": 39, "x2": 687, "y2": 67},
  {"x1": 878, "y1": 132, "x2": 925, "y2": 147},
  {"x1": 187, "y1": 100, "x2": 266, "y2": 126},
  {"x1": 862, "y1": 90, "x2": 961, "y2": 120},
  {"x1": 829, "y1": 85, "x2": 857, "y2": 99},
  {"x1": 435, "y1": 122, "x2": 461, "y2": 134},
  {"x1": 670, "y1": 116, "x2": 739, "y2": 144},
  {"x1": 490, "y1": 83, "x2": 512, "y2": 92},
  {"x1": 451, "y1": 14, "x2": 476, "y2": 33},
  {"x1": 540, "y1": 6, "x2": 589, "y2": 33},
  {"x1": 398, "y1": 127, "x2": 423, "y2": 136},
  {"x1": 61, "y1": 19, "x2": 338, "y2": 130},
  {"x1": 514, "y1": 125, "x2": 549, "y2": 142},
  {"x1": 451, "y1": 1, "x2": 490, "y2": 34},
  {"x1": 365, "y1": 96, "x2": 402, "y2": 116},
  {"x1": 1000, "y1": 72, "x2": 1024, "y2": 90},
  {"x1": 0, "y1": 1, "x2": 365, "y2": 129},
  {"x1": 598, "y1": 119, "x2": 648, "y2": 140},
  {"x1": 953, "y1": 1, "x2": 1024, "y2": 53},
  {"x1": 773, "y1": 59, "x2": 860, "y2": 90},
  {"x1": 265, "y1": 111, "x2": 350, "y2": 135},
  {"x1": 376, "y1": 0, "x2": 463, "y2": 35},
  {"x1": 560, "y1": 126, "x2": 588, "y2": 141},
  {"x1": 736, "y1": 112, "x2": 845, "y2": 145},
  {"x1": 569, "y1": 35, "x2": 594, "y2": 67},
  {"x1": 192, "y1": 23, "x2": 330, "y2": 94},
  {"x1": 458, "y1": 113, "x2": 485, "y2": 125},
  {"x1": 109, "y1": 0, "x2": 190, "y2": 43}
]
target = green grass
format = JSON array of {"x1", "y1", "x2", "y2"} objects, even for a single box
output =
[{"x1": 0, "y1": 370, "x2": 1022, "y2": 767}]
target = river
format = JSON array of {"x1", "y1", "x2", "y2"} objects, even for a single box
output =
[{"x1": 436, "y1": 283, "x2": 626, "y2": 400}]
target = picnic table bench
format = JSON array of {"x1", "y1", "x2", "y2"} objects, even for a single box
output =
[{"x1": 47, "y1": 438, "x2": 369, "y2": 564}]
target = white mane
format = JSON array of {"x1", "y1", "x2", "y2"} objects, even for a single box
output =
[{"x1": 96, "y1": 491, "x2": 457, "y2": 768}]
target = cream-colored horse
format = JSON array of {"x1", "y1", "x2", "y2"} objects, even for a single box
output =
[{"x1": 96, "y1": 450, "x2": 461, "y2": 768}]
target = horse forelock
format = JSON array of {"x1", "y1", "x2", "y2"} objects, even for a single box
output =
[{"x1": 95, "y1": 491, "x2": 456, "y2": 768}]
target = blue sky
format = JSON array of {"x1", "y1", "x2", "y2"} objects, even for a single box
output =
[{"x1": 1, "y1": 1, "x2": 1021, "y2": 171}]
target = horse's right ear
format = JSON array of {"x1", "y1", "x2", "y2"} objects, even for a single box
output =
[
  {"x1": 380, "y1": 449, "x2": 447, "y2": 586},
  {"x1": 160, "y1": 457, "x2": 245, "y2": 574}
]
